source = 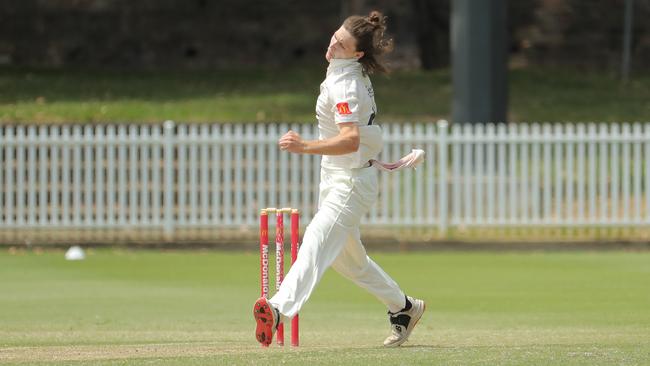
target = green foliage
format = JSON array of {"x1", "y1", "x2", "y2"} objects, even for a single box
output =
[
  {"x1": 509, "y1": 66, "x2": 650, "y2": 122},
  {"x1": 1, "y1": 65, "x2": 649, "y2": 124}
]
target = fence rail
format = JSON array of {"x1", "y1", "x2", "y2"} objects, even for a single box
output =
[{"x1": 1, "y1": 121, "x2": 649, "y2": 243}]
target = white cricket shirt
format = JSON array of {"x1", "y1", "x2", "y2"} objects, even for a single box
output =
[{"x1": 316, "y1": 58, "x2": 384, "y2": 169}]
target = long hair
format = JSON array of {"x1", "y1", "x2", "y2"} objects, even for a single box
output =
[{"x1": 343, "y1": 10, "x2": 394, "y2": 74}]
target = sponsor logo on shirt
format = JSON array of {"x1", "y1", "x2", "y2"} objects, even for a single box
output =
[
  {"x1": 336, "y1": 102, "x2": 352, "y2": 115},
  {"x1": 365, "y1": 84, "x2": 375, "y2": 98}
]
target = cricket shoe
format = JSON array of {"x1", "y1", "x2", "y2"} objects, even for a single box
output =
[
  {"x1": 383, "y1": 296, "x2": 426, "y2": 347},
  {"x1": 253, "y1": 297, "x2": 280, "y2": 347}
]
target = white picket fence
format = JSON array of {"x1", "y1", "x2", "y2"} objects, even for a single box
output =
[{"x1": 0, "y1": 120, "x2": 649, "y2": 243}]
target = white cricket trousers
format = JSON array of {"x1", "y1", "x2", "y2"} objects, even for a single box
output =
[{"x1": 269, "y1": 165, "x2": 406, "y2": 318}]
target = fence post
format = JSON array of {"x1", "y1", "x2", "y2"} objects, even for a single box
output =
[
  {"x1": 163, "y1": 120, "x2": 175, "y2": 240},
  {"x1": 437, "y1": 120, "x2": 449, "y2": 236}
]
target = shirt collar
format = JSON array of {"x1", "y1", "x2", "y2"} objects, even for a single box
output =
[{"x1": 327, "y1": 58, "x2": 362, "y2": 76}]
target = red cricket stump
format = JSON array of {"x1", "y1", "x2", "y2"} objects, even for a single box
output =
[
  {"x1": 259, "y1": 207, "x2": 300, "y2": 347},
  {"x1": 260, "y1": 210, "x2": 269, "y2": 299},
  {"x1": 275, "y1": 211, "x2": 285, "y2": 345},
  {"x1": 290, "y1": 209, "x2": 300, "y2": 347}
]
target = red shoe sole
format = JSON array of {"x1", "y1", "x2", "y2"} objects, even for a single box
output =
[{"x1": 253, "y1": 297, "x2": 276, "y2": 347}]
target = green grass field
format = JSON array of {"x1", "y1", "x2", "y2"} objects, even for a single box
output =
[
  {"x1": 2, "y1": 66, "x2": 650, "y2": 123},
  {"x1": 1, "y1": 249, "x2": 648, "y2": 365}
]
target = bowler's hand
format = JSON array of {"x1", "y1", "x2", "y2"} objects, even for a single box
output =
[{"x1": 278, "y1": 130, "x2": 305, "y2": 153}]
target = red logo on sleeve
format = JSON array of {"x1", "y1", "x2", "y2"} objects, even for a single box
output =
[{"x1": 336, "y1": 102, "x2": 352, "y2": 115}]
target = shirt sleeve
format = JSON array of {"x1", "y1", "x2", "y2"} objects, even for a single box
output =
[{"x1": 330, "y1": 79, "x2": 360, "y2": 124}]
